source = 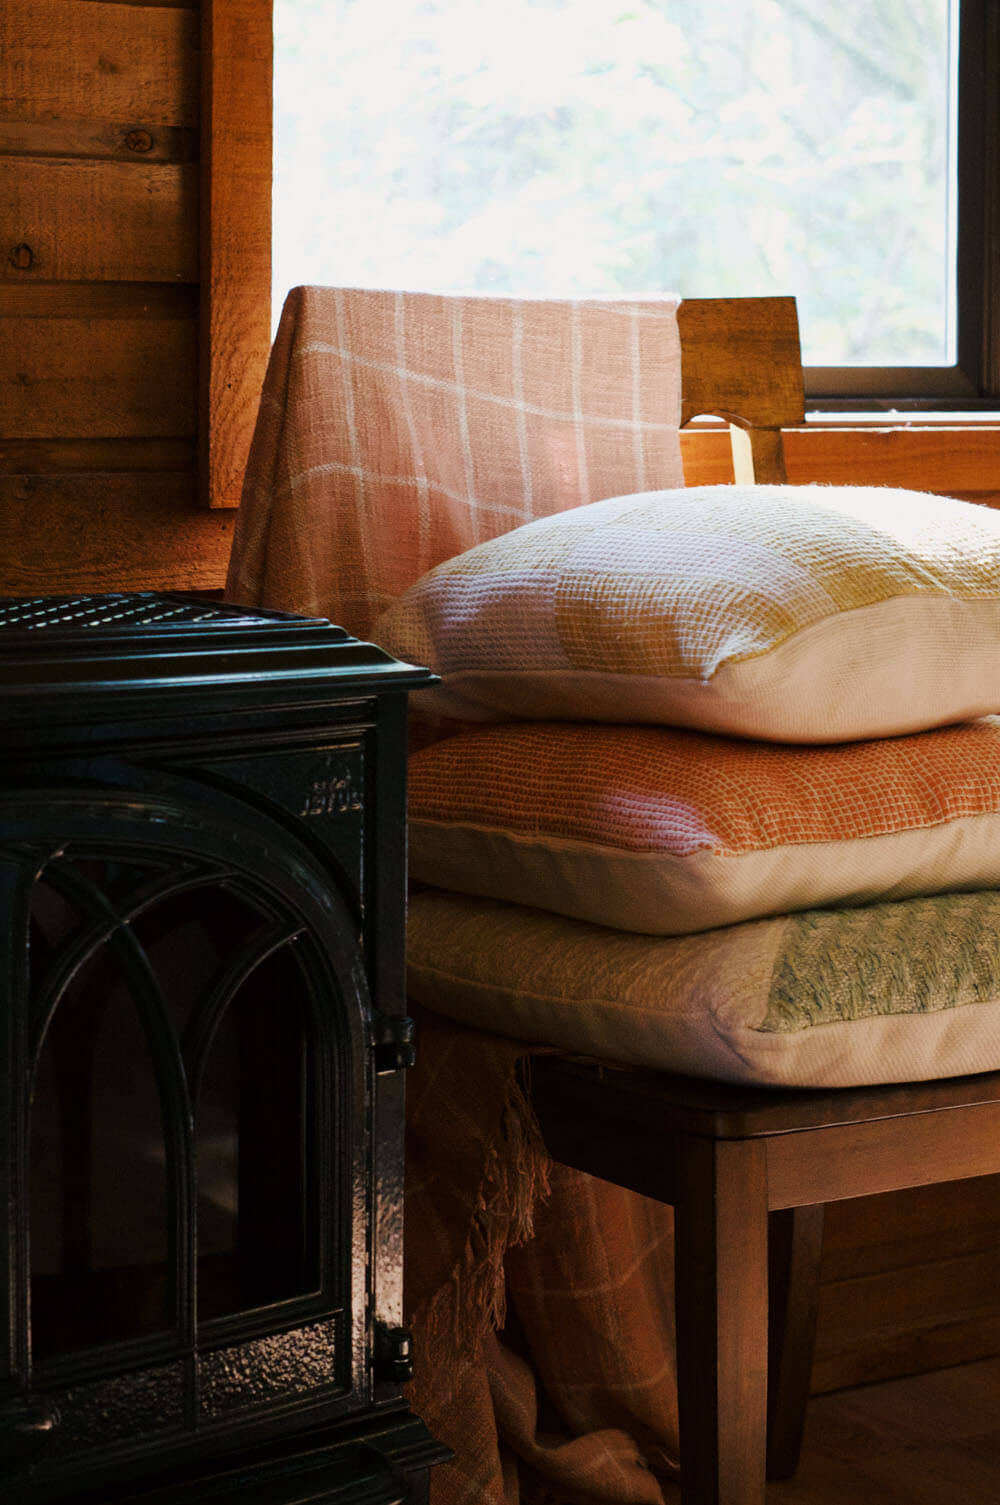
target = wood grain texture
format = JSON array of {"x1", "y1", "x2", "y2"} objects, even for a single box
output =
[
  {"x1": 678, "y1": 297, "x2": 805, "y2": 430},
  {"x1": 0, "y1": 317, "x2": 197, "y2": 437},
  {"x1": 812, "y1": 1178, "x2": 1000, "y2": 1389},
  {"x1": 813, "y1": 1249, "x2": 1000, "y2": 1395},
  {"x1": 819, "y1": 1247, "x2": 1000, "y2": 1356},
  {"x1": 786, "y1": 425, "x2": 1000, "y2": 489},
  {"x1": 681, "y1": 424, "x2": 1000, "y2": 495},
  {"x1": 0, "y1": 0, "x2": 230, "y2": 595},
  {"x1": 2, "y1": 159, "x2": 198, "y2": 282},
  {"x1": 674, "y1": 1136, "x2": 769, "y2": 1505},
  {"x1": 0, "y1": 474, "x2": 234, "y2": 593},
  {"x1": 0, "y1": 438, "x2": 195, "y2": 475},
  {"x1": 767, "y1": 1206, "x2": 824, "y2": 1478},
  {"x1": 84, "y1": 0, "x2": 198, "y2": 8},
  {"x1": 811, "y1": 1312, "x2": 1000, "y2": 1398},
  {"x1": 1, "y1": 0, "x2": 199, "y2": 125},
  {"x1": 766, "y1": 1103, "x2": 1000, "y2": 1211},
  {"x1": 764, "y1": 1357, "x2": 1000, "y2": 1504},
  {"x1": 0, "y1": 118, "x2": 198, "y2": 163},
  {"x1": 199, "y1": 0, "x2": 273, "y2": 508},
  {"x1": 0, "y1": 282, "x2": 197, "y2": 319},
  {"x1": 821, "y1": 1174, "x2": 1000, "y2": 1283}
]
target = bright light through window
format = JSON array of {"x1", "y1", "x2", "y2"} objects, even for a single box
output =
[{"x1": 273, "y1": 0, "x2": 956, "y2": 367}]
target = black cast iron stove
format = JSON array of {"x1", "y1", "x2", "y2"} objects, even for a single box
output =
[{"x1": 0, "y1": 593, "x2": 447, "y2": 1503}]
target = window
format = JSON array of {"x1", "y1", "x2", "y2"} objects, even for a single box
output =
[{"x1": 272, "y1": 0, "x2": 997, "y2": 408}]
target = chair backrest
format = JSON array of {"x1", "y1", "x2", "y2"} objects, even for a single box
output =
[
  {"x1": 677, "y1": 295, "x2": 804, "y2": 485},
  {"x1": 226, "y1": 290, "x2": 806, "y2": 638}
]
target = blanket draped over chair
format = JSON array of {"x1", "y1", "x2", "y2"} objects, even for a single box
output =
[
  {"x1": 226, "y1": 285, "x2": 684, "y2": 639},
  {"x1": 227, "y1": 286, "x2": 690, "y2": 1503}
]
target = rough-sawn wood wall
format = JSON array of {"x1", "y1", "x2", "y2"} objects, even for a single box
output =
[{"x1": 0, "y1": 0, "x2": 270, "y2": 595}]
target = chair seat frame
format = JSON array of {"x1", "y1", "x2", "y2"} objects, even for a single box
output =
[{"x1": 528, "y1": 1057, "x2": 1000, "y2": 1504}]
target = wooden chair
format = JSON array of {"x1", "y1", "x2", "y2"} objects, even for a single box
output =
[
  {"x1": 230, "y1": 289, "x2": 1000, "y2": 1505},
  {"x1": 513, "y1": 298, "x2": 1000, "y2": 1505}
]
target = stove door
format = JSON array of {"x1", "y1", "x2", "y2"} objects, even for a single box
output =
[{"x1": 1, "y1": 787, "x2": 376, "y2": 1498}]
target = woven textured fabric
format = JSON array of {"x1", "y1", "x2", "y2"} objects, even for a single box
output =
[
  {"x1": 406, "y1": 888, "x2": 1000, "y2": 1088},
  {"x1": 404, "y1": 1010, "x2": 678, "y2": 1505},
  {"x1": 377, "y1": 483, "x2": 1000, "y2": 741},
  {"x1": 409, "y1": 717, "x2": 1000, "y2": 934},
  {"x1": 226, "y1": 286, "x2": 683, "y2": 640}
]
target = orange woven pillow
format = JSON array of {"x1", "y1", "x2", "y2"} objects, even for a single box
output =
[{"x1": 408, "y1": 718, "x2": 1000, "y2": 934}]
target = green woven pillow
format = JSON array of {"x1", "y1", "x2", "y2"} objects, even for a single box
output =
[{"x1": 407, "y1": 887, "x2": 1000, "y2": 1088}]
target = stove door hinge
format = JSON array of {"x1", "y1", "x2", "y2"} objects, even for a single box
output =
[
  {"x1": 374, "y1": 1322, "x2": 415, "y2": 1384},
  {"x1": 373, "y1": 1013, "x2": 416, "y2": 1073}
]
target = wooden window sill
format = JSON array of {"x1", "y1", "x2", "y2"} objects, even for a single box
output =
[{"x1": 680, "y1": 421, "x2": 1000, "y2": 503}]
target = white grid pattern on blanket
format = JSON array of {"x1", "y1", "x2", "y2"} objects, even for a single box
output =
[{"x1": 227, "y1": 287, "x2": 685, "y2": 640}]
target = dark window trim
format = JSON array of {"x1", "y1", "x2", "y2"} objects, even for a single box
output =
[{"x1": 807, "y1": 0, "x2": 998, "y2": 411}]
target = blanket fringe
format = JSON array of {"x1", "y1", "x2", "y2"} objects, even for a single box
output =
[{"x1": 420, "y1": 1055, "x2": 552, "y2": 1355}]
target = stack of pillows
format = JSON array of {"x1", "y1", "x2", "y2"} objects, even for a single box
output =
[{"x1": 377, "y1": 484, "x2": 1000, "y2": 1088}]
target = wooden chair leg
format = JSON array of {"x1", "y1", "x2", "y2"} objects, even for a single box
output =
[
  {"x1": 766, "y1": 1203, "x2": 824, "y2": 1479},
  {"x1": 673, "y1": 1135, "x2": 769, "y2": 1505}
]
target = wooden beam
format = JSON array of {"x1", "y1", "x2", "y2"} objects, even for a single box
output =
[{"x1": 200, "y1": 0, "x2": 273, "y2": 509}]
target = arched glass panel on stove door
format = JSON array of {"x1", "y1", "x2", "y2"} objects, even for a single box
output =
[
  {"x1": 191, "y1": 930, "x2": 321, "y2": 1324},
  {"x1": 27, "y1": 855, "x2": 188, "y2": 1361}
]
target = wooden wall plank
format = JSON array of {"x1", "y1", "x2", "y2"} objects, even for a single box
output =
[
  {"x1": 821, "y1": 1175, "x2": 1000, "y2": 1284},
  {"x1": 0, "y1": 439, "x2": 195, "y2": 474},
  {"x1": 85, "y1": 0, "x2": 198, "y2": 9},
  {"x1": 3, "y1": 159, "x2": 198, "y2": 282},
  {"x1": 0, "y1": 0, "x2": 211, "y2": 596},
  {"x1": 200, "y1": 0, "x2": 272, "y2": 508},
  {"x1": 84, "y1": 1, "x2": 198, "y2": 9},
  {"x1": 0, "y1": 474, "x2": 234, "y2": 593},
  {"x1": 0, "y1": 317, "x2": 197, "y2": 437},
  {"x1": 0, "y1": 118, "x2": 198, "y2": 163},
  {"x1": 813, "y1": 1254, "x2": 1000, "y2": 1394},
  {"x1": 819, "y1": 1249, "x2": 1000, "y2": 1350},
  {"x1": 813, "y1": 1312, "x2": 1000, "y2": 1395},
  {"x1": 0, "y1": 283, "x2": 196, "y2": 319},
  {"x1": 807, "y1": 1173, "x2": 1000, "y2": 1392},
  {"x1": 1, "y1": 0, "x2": 199, "y2": 125}
]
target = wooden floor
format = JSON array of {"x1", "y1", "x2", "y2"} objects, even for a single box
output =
[{"x1": 764, "y1": 1356, "x2": 1000, "y2": 1504}]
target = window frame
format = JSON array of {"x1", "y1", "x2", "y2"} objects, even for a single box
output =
[
  {"x1": 264, "y1": 0, "x2": 996, "y2": 413},
  {"x1": 211, "y1": 0, "x2": 1000, "y2": 520},
  {"x1": 806, "y1": 0, "x2": 999, "y2": 410}
]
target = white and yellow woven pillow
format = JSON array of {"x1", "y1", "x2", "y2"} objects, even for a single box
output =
[
  {"x1": 408, "y1": 717, "x2": 1000, "y2": 935},
  {"x1": 378, "y1": 484, "x2": 1000, "y2": 742}
]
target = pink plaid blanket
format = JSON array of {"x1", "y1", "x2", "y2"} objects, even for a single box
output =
[
  {"x1": 226, "y1": 287, "x2": 687, "y2": 1504},
  {"x1": 226, "y1": 286, "x2": 683, "y2": 639}
]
